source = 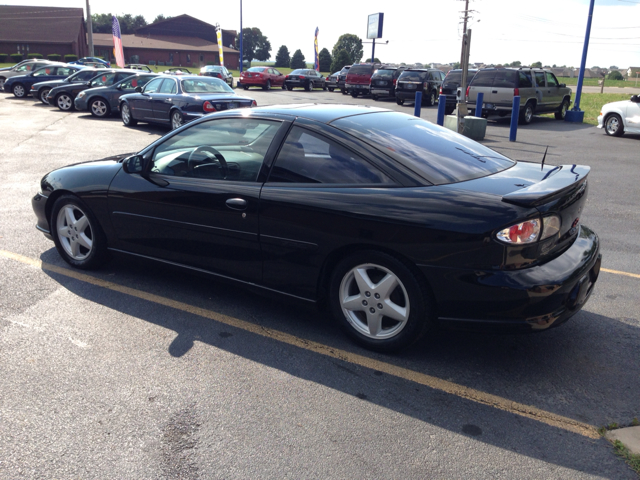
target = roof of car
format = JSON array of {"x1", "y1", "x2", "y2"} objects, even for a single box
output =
[{"x1": 238, "y1": 103, "x2": 390, "y2": 124}]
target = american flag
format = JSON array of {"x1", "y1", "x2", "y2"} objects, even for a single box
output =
[{"x1": 112, "y1": 16, "x2": 125, "y2": 68}]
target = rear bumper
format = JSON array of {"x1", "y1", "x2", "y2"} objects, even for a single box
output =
[
  {"x1": 419, "y1": 225, "x2": 601, "y2": 332},
  {"x1": 370, "y1": 87, "x2": 394, "y2": 96},
  {"x1": 396, "y1": 90, "x2": 422, "y2": 100}
]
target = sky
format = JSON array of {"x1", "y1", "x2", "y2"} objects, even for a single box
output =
[{"x1": 6, "y1": 0, "x2": 640, "y2": 69}]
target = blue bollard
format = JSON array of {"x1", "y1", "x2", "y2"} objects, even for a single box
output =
[
  {"x1": 475, "y1": 92, "x2": 484, "y2": 118},
  {"x1": 414, "y1": 91, "x2": 422, "y2": 117},
  {"x1": 437, "y1": 95, "x2": 446, "y2": 125},
  {"x1": 509, "y1": 96, "x2": 521, "y2": 142}
]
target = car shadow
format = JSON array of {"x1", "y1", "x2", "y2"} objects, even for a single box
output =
[
  {"x1": 485, "y1": 116, "x2": 593, "y2": 132},
  {"x1": 38, "y1": 248, "x2": 639, "y2": 478}
]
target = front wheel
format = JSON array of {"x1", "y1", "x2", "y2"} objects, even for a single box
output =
[
  {"x1": 371, "y1": 94, "x2": 378, "y2": 101},
  {"x1": 555, "y1": 99, "x2": 569, "y2": 120},
  {"x1": 12, "y1": 83, "x2": 26, "y2": 98},
  {"x1": 351, "y1": 91, "x2": 359, "y2": 98},
  {"x1": 329, "y1": 251, "x2": 433, "y2": 352},
  {"x1": 90, "y1": 98, "x2": 110, "y2": 117},
  {"x1": 56, "y1": 93, "x2": 74, "y2": 111},
  {"x1": 604, "y1": 113, "x2": 624, "y2": 137},
  {"x1": 243, "y1": 85, "x2": 249, "y2": 90},
  {"x1": 39, "y1": 88, "x2": 51, "y2": 104},
  {"x1": 121, "y1": 103, "x2": 137, "y2": 126},
  {"x1": 341, "y1": 88, "x2": 347, "y2": 95},
  {"x1": 51, "y1": 195, "x2": 108, "y2": 269}
]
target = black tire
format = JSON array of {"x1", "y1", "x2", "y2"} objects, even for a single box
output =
[
  {"x1": 170, "y1": 110, "x2": 183, "y2": 130},
  {"x1": 396, "y1": 97, "x2": 404, "y2": 106},
  {"x1": 328, "y1": 87, "x2": 335, "y2": 92},
  {"x1": 372, "y1": 94, "x2": 378, "y2": 101},
  {"x1": 12, "y1": 83, "x2": 27, "y2": 98},
  {"x1": 423, "y1": 90, "x2": 436, "y2": 107},
  {"x1": 555, "y1": 99, "x2": 569, "y2": 120},
  {"x1": 519, "y1": 101, "x2": 535, "y2": 125},
  {"x1": 323, "y1": 84, "x2": 327, "y2": 91},
  {"x1": 351, "y1": 92, "x2": 359, "y2": 98},
  {"x1": 89, "y1": 97, "x2": 111, "y2": 117},
  {"x1": 56, "y1": 93, "x2": 74, "y2": 111},
  {"x1": 444, "y1": 106, "x2": 455, "y2": 116},
  {"x1": 329, "y1": 251, "x2": 433, "y2": 352},
  {"x1": 120, "y1": 103, "x2": 137, "y2": 126},
  {"x1": 243, "y1": 85, "x2": 249, "y2": 90},
  {"x1": 306, "y1": 81, "x2": 314, "y2": 92},
  {"x1": 263, "y1": 80, "x2": 271, "y2": 91},
  {"x1": 341, "y1": 88, "x2": 347, "y2": 95},
  {"x1": 604, "y1": 113, "x2": 624, "y2": 137},
  {"x1": 50, "y1": 195, "x2": 108, "y2": 269},
  {"x1": 286, "y1": 85, "x2": 293, "y2": 91},
  {"x1": 39, "y1": 88, "x2": 51, "y2": 104}
]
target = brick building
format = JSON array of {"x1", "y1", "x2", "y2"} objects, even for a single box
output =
[{"x1": 0, "y1": 5, "x2": 88, "y2": 58}]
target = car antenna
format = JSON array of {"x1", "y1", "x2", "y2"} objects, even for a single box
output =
[{"x1": 540, "y1": 146, "x2": 548, "y2": 171}]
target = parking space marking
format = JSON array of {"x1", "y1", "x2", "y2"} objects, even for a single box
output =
[
  {"x1": 601, "y1": 267, "x2": 640, "y2": 280},
  {"x1": 1, "y1": 249, "x2": 601, "y2": 439}
]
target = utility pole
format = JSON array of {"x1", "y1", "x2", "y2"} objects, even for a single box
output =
[
  {"x1": 239, "y1": 0, "x2": 243, "y2": 73},
  {"x1": 457, "y1": 0, "x2": 472, "y2": 133},
  {"x1": 86, "y1": 0, "x2": 94, "y2": 57}
]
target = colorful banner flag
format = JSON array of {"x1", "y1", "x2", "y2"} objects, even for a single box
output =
[
  {"x1": 112, "y1": 16, "x2": 125, "y2": 68},
  {"x1": 314, "y1": 27, "x2": 319, "y2": 71},
  {"x1": 216, "y1": 29, "x2": 225, "y2": 66}
]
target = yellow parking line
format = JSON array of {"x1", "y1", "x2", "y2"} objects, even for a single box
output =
[
  {"x1": 601, "y1": 267, "x2": 640, "y2": 280},
  {"x1": 1, "y1": 249, "x2": 601, "y2": 439}
]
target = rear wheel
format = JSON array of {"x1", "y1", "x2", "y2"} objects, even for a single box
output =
[
  {"x1": 12, "y1": 83, "x2": 26, "y2": 98},
  {"x1": 328, "y1": 87, "x2": 335, "y2": 92},
  {"x1": 372, "y1": 94, "x2": 378, "y2": 101},
  {"x1": 0, "y1": 77, "x2": 5, "y2": 90},
  {"x1": 39, "y1": 88, "x2": 51, "y2": 104},
  {"x1": 306, "y1": 81, "x2": 314, "y2": 91},
  {"x1": 170, "y1": 110, "x2": 183, "y2": 130},
  {"x1": 90, "y1": 98, "x2": 110, "y2": 117},
  {"x1": 351, "y1": 91, "x2": 359, "y2": 98},
  {"x1": 329, "y1": 251, "x2": 433, "y2": 352},
  {"x1": 444, "y1": 106, "x2": 455, "y2": 115},
  {"x1": 121, "y1": 103, "x2": 137, "y2": 126},
  {"x1": 424, "y1": 90, "x2": 436, "y2": 106},
  {"x1": 286, "y1": 85, "x2": 293, "y2": 91},
  {"x1": 243, "y1": 85, "x2": 249, "y2": 90},
  {"x1": 396, "y1": 97, "x2": 404, "y2": 105},
  {"x1": 56, "y1": 93, "x2": 74, "y2": 111},
  {"x1": 604, "y1": 114, "x2": 624, "y2": 137},
  {"x1": 519, "y1": 101, "x2": 534, "y2": 125},
  {"x1": 555, "y1": 99, "x2": 569, "y2": 120},
  {"x1": 51, "y1": 195, "x2": 108, "y2": 269},
  {"x1": 263, "y1": 80, "x2": 271, "y2": 91}
]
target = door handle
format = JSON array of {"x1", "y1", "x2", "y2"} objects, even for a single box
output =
[
  {"x1": 226, "y1": 198, "x2": 247, "y2": 210},
  {"x1": 492, "y1": 90, "x2": 498, "y2": 93}
]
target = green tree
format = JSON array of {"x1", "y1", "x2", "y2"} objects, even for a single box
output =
[
  {"x1": 332, "y1": 34, "x2": 363, "y2": 65},
  {"x1": 531, "y1": 61, "x2": 542, "y2": 68},
  {"x1": 318, "y1": 48, "x2": 332, "y2": 72},
  {"x1": 509, "y1": 61, "x2": 521, "y2": 67},
  {"x1": 365, "y1": 57, "x2": 381, "y2": 63},
  {"x1": 152, "y1": 14, "x2": 171, "y2": 23},
  {"x1": 452, "y1": 62, "x2": 461, "y2": 69},
  {"x1": 290, "y1": 49, "x2": 306, "y2": 69},
  {"x1": 91, "y1": 13, "x2": 147, "y2": 34},
  {"x1": 330, "y1": 49, "x2": 351, "y2": 72},
  {"x1": 236, "y1": 27, "x2": 272, "y2": 63},
  {"x1": 274, "y1": 45, "x2": 290, "y2": 68},
  {"x1": 609, "y1": 65, "x2": 618, "y2": 70},
  {"x1": 608, "y1": 70, "x2": 624, "y2": 81}
]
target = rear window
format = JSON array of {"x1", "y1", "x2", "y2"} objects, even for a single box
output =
[
  {"x1": 372, "y1": 69, "x2": 396, "y2": 80},
  {"x1": 332, "y1": 112, "x2": 515, "y2": 185},
  {"x1": 399, "y1": 71, "x2": 427, "y2": 82},
  {"x1": 247, "y1": 67, "x2": 266, "y2": 72},
  {"x1": 348, "y1": 65, "x2": 375, "y2": 75},
  {"x1": 444, "y1": 71, "x2": 462, "y2": 84},
  {"x1": 290, "y1": 69, "x2": 306, "y2": 75},
  {"x1": 492, "y1": 70, "x2": 517, "y2": 88},
  {"x1": 470, "y1": 70, "x2": 496, "y2": 87}
]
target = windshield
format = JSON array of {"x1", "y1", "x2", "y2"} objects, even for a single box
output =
[
  {"x1": 332, "y1": 112, "x2": 515, "y2": 185},
  {"x1": 180, "y1": 77, "x2": 234, "y2": 93},
  {"x1": 348, "y1": 65, "x2": 374, "y2": 75},
  {"x1": 399, "y1": 71, "x2": 427, "y2": 82}
]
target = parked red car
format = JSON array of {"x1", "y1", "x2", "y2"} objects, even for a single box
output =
[
  {"x1": 345, "y1": 63, "x2": 380, "y2": 97},
  {"x1": 239, "y1": 67, "x2": 285, "y2": 90}
]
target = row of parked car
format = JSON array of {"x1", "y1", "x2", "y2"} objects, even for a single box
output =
[{"x1": 2, "y1": 58, "x2": 257, "y2": 131}]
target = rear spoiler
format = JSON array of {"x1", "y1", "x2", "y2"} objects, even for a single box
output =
[{"x1": 502, "y1": 165, "x2": 590, "y2": 207}]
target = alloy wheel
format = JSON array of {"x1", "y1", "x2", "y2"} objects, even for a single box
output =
[
  {"x1": 91, "y1": 99, "x2": 108, "y2": 117},
  {"x1": 56, "y1": 204, "x2": 93, "y2": 261},
  {"x1": 171, "y1": 111, "x2": 182, "y2": 130},
  {"x1": 57, "y1": 94, "x2": 73, "y2": 111}
]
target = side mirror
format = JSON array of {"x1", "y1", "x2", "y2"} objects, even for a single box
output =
[
  {"x1": 631, "y1": 95, "x2": 640, "y2": 103},
  {"x1": 122, "y1": 155, "x2": 145, "y2": 174},
  {"x1": 559, "y1": 83, "x2": 565, "y2": 88}
]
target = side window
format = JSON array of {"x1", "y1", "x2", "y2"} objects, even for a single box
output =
[
  {"x1": 91, "y1": 73, "x2": 116, "y2": 87},
  {"x1": 159, "y1": 79, "x2": 177, "y2": 94},
  {"x1": 143, "y1": 78, "x2": 164, "y2": 93},
  {"x1": 493, "y1": 71, "x2": 517, "y2": 88},
  {"x1": 471, "y1": 70, "x2": 496, "y2": 87},
  {"x1": 33, "y1": 68, "x2": 53, "y2": 77},
  {"x1": 518, "y1": 71, "x2": 533, "y2": 88},
  {"x1": 151, "y1": 118, "x2": 281, "y2": 182},
  {"x1": 16, "y1": 64, "x2": 30, "y2": 72},
  {"x1": 57, "y1": 67, "x2": 73, "y2": 76},
  {"x1": 546, "y1": 72, "x2": 559, "y2": 87},
  {"x1": 269, "y1": 126, "x2": 393, "y2": 185},
  {"x1": 119, "y1": 76, "x2": 137, "y2": 90},
  {"x1": 534, "y1": 72, "x2": 546, "y2": 87}
]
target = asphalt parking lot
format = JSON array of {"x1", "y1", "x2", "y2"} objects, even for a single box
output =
[{"x1": 1, "y1": 88, "x2": 639, "y2": 479}]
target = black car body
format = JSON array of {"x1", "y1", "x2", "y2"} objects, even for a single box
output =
[
  {"x1": 283, "y1": 69, "x2": 326, "y2": 91},
  {"x1": 396, "y1": 68, "x2": 445, "y2": 106},
  {"x1": 370, "y1": 66, "x2": 406, "y2": 100},
  {"x1": 199, "y1": 65, "x2": 234, "y2": 87},
  {"x1": 32, "y1": 104, "x2": 601, "y2": 352},
  {"x1": 47, "y1": 69, "x2": 140, "y2": 111},
  {"x1": 440, "y1": 69, "x2": 478, "y2": 115},
  {"x1": 30, "y1": 68, "x2": 111, "y2": 104},
  {"x1": 336, "y1": 65, "x2": 351, "y2": 94},
  {"x1": 74, "y1": 73, "x2": 159, "y2": 117},
  {"x1": 119, "y1": 75, "x2": 256, "y2": 130}
]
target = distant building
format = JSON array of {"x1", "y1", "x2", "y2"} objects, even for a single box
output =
[
  {"x1": 0, "y1": 5, "x2": 88, "y2": 58},
  {"x1": 92, "y1": 15, "x2": 239, "y2": 69}
]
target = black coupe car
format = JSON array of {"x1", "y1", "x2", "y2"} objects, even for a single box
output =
[
  {"x1": 31, "y1": 105, "x2": 601, "y2": 352},
  {"x1": 74, "y1": 73, "x2": 159, "y2": 117},
  {"x1": 119, "y1": 75, "x2": 256, "y2": 130},
  {"x1": 30, "y1": 67, "x2": 111, "y2": 104},
  {"x1": 283, "y1": 69, "x2": 326, "y2": 91}
]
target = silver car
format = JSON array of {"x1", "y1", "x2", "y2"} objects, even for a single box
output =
[{"x1": 467, "y1": 67, "x2": 572, "y2": 124}]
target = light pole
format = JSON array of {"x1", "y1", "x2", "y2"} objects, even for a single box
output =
[
  {"x1": 566, "y1": 0, "x2": 595, "y2": 122},
  {"x1": 86, "y1": 0, "x2": 94, "y2": 57},
  {"x1": 239, "y1": 0, "x2": 243, "y2": 73},
  {"x1": 362, "y1": 40, "x2": 388, "y2": 62}
]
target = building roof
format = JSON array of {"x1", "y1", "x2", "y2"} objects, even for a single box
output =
[
  {"x1": 0, "y1": 5, "x2": 85, "y2": 43},
  {"x1": 92, "y1": 33, "x2": 239, "y2": 54},
  {"x1": 135, "y1": 14, "x2": 219, "y2": 43}
]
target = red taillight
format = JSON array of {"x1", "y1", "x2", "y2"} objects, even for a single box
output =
[
  {"x1": 203, "y1": 101, "x2": 216, "y2": 113},
  {"x1": 439, "y1": 86, "x2": 443, "y2": 94},
  {"x1": 299, "y1": 75, "x2": 306, "y2": 79},
  {"x1": 514, "y1": 88, "x2": 519, "y2": 96},
  {"x1": 466, "y1": 85, "x2": 470, "y2": 97},
  {"x1": 496, "y1": 219, "x2": 540, "y2": 244},
  {"x1": 392, "y1": 79, "x2": 397, "y2": 85},
  {"x1": 285, "y1": 75, "x2": 289, "y2": 79},
  {"x1": 251, "y1": 100, "x2": 257, "y2": 107}
]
